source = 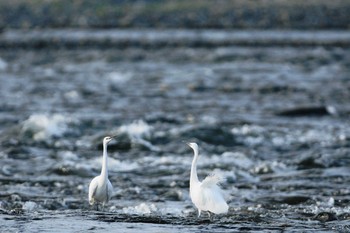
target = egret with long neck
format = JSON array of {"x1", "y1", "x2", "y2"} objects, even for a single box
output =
[
  {"x1": 187, "y1": 142, "x2": 229, "y2": 218},
  {"x1": 88, "y1": 136, "x2": 114, "y2": 209}
]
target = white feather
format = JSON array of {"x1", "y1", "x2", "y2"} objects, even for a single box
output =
[
  {"x1": 89, "y1": 176, "x2": 113, "y2": 205},
  {"x1": 88, "y1": 136, "x2": 114, "y2": 207},
  {"x1": 201, "y1": 173, "x2": 225, "y2": 187},
  {"x1": 187, "y1": 142, "x2": 229, "y2": 217}
]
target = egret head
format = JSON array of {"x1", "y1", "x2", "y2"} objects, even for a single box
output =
[
  {"x1": 103, "y1": 136, "x2": 114, "y2": 144},
  {"x1": 186, "y1": 142, "x2": 198, "y2": 152}
]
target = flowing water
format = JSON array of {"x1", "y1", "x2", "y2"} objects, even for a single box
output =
[{"x1": 1, "y1": 29, "x2": 350, "y2": 232}]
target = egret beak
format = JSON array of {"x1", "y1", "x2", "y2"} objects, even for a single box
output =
[{"x1": 185, "y1": 142, "x2": 194, "y2": 149}]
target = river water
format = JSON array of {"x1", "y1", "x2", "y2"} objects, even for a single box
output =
[{"x1": 1, "y1": 29, "x2": 350, "y2": 232}]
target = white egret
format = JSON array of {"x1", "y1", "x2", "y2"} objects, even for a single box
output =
[
  {"x1": 88, "y1": 136, "x2": 114, "y2": 209},
  {"x1": 187, "y1": 142, "x2": 229, "y2": 218}
]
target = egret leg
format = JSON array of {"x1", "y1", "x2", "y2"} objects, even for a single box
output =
[
  {"x1": 208, "y1": 212, "x2": 214, "y2": 222},
  {"x1": 198, "y1": 210, "x2": 201, "y2": 218}
]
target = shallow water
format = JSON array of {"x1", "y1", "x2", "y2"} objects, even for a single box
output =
[{"x1": 1, "y1": 29, "x2": 350, "y2": 232}]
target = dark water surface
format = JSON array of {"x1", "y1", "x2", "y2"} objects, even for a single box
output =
[{"x1": 1, "y1": 29, "x2": 350, "y2": 232}]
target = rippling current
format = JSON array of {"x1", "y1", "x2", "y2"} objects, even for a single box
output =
[{"x1": 1, "y1": 29, "x2": 350, "y2": 232}]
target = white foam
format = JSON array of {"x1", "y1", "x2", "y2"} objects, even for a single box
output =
[
  {"x1": 231, "y1": 124, "x2": 266, "y2": 146},
  {"x1": 252, "y1": 161, "x2": 288, "y2": 174},
  {"x1": 40, "y1": 68, "x2": 55, "y2": 78},
  {"x1": 146, "y1": 155, "x2": 191, "y2": 166},
  {"x1": 107, "y1": 71, "x2": 132, "y2": 83},
  {"x1": 221, "y1": 151, "x2": 254, "y2": 169},
  {"x1": 272, "y1": 137, "x2": 287, "y2": 146},
  {"x1": 245, "y1": 136, "x2": 264, "y2": 146},
  {"x1": 299, "y1": 129, "x2": 334, "y2": 145},
  {"x1": 327, "y1": 197, "x2": 335, "y2": 207},
  {"x1": 53, "y1": 151, "x2": 92, "y2": 175},
  {"x1": 119, "y1": 120, "x2": 152, "y2": 140},
  {"x1": 91, "y1": 156, "x2": 139, "y2": 172},
  {"x1": 64, "y1": 90, "x2": 80, "y2": 101},
  {"x1": 118, "y1": 120, "x2": 159, "y2": 151},
  {"x1": 122, "y1": 203, "x2": 157, "y2": 215},
  {"x1": 0, "y1": 57, "x2": 8, "y2": 71},
  {"x1": 151, "y1": 150, "x2": 254, "y2": 177},
  {"x1": 58, "y1": 151, "x2": 79, "y2": 161},
  {"x1": 21, "y1": 114, "x2": 73, "y2": 141},
  {"x1": 231, "y1": 124, "x2": 349, "y2": 148},
  {"x1": 22, "y1": 201, "x2": 37, "y2": 212},
  {"x1": 306, "y1": 201, "x2": 350, "y2": 216},
  {"x1": 200, "y1": 115, "x2": 218, "y2": 125},
  {"x1": 270, "y1": 128, "x2": 339, "y2": 147},
  {"x1": 231, "y1": 124, "x2": 265, "y2": 135}
]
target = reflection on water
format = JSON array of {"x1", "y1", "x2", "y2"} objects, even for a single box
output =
[{"x1": 0, "y1": 29, "x2": 350, "y2": 232}]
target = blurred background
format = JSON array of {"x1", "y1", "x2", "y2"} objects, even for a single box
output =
[
  {"x1": 1, "y1": 1, "x2": 350, "y2": 232},
  {"x1": 1, "y1": 0, "x2": 350, "y2": 29}
]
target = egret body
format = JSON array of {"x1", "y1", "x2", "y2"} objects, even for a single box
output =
[
  {"x1": 187, "y1": 142, "x2": 228, "y2": 217},
  {"x1": 88, "y1": 136, "x2": 114, "y2": 209}
]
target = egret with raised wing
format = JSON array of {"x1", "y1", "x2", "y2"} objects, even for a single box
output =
[
  {"x1": 187, "y1": 142, "x2": 228, "y2": 218},
  {"x1": 88, "y1": 136, "x2": 114, "y2": 210}
]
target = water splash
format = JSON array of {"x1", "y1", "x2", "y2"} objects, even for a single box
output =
[
  {"x1": 119, "y1": 120, "x2": 152, "y2": 140},
  {"x1": 21, "y1": 114, "x2": 74, "y2": 142},
  {"x1": 118, "y1": 120, "x2": 160, "y2": 151},
  {"x1": 22, "y1": 201, "x2": 37, "y2": 212},
  {"x1": 122, "y1": 203, "x2": 157, "y2": 215}
]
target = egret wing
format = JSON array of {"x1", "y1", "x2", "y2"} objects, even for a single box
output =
[
  {"x1": 88, "y1": 177, "x2": 99, "y2": 205},
  {"x1": 201, "y1": 173, "x2": 225, "y2": 187},
  {"x1": 199, "y1": 174, "x2": 228, "y2": 214},
  {"x1": 106, "y1": 180, "x2": 113, "y2": 203}
]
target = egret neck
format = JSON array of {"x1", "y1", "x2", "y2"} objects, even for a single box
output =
[
  {"x1": 101, "y1": 140, "x2": 109, "y2": 180},
  {"x1": 190, "y1": 146, "x2": 199, "y2": 187}
]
